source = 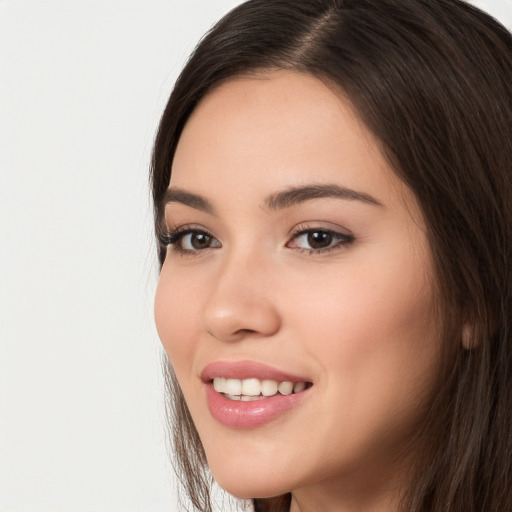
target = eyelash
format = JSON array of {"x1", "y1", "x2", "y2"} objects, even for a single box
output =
[
  {"x1": 158, "y1": 226, "x2": 217, "y2": 257},
  {"x1": 159, "y1": 225, "x2": 354, "y2": 257},
  {"x1": 288, "y1": 224, "x2": 354, "y2": 255}
]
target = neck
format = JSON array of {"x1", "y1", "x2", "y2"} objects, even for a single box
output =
[
  {"x1": 288, "y1": 456, "x2": 411, "y2": 512},
  {"x1": 290, "y1": 488, "x2": 398, "y2": 512}
]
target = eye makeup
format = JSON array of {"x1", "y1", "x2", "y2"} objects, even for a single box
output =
[{"x1": 159, "y1": 222, "x2": 355, "y2": 259}]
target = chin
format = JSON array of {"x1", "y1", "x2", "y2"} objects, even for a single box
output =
[
  {"x1": 208, "y1": 453, "x2": 295, "y2": 499},
  {"x1": 216, "y1": 477, "x2": 291, "y2": 501}
]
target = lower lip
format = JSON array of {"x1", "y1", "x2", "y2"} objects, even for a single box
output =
[{"x1": 205, "y1": 383, "x2": 309, "y2": 428}]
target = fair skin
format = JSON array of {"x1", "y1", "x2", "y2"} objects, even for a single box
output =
[{"x1": 155, "y1": 71, "x2": 442, "y2": 512}]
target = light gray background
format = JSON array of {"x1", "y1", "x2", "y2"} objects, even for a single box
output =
[{"x1": 1, "y1": 1, "x2": 510, "y2": 511}]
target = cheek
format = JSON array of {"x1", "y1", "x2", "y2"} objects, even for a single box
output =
[
  {"x1": 291, "y1": 251, "x2": 434, "y2": 348},
  {"x1": 154, "y1": 266, "x2": 200, "y2": 375},
  {"x1": 288, "y1": 249, "x2": 439, "y2": 424}
]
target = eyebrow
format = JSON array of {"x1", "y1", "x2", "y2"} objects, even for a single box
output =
[
  {"x1": 163, "y1": 187, "x2": 216, "y2": 214},
  {"x1": 162, "y1": 183, "x2": 384, "y2": 215},
  {"x1": 264, "y1": 184, "x2": 384, "y2": 210}
]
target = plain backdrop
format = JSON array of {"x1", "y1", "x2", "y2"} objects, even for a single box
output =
[{"x1": 0, "y1": 1, "x2": 510, "y2": 511}]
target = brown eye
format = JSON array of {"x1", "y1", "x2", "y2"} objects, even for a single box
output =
[
  {"x1": 307, "y1": 231, "x2": 333, "y2": 249},
  {"x1": 189, "y1": 232, "x2": 213, "y2": 249},
  {"x1": 288, "y1": 228, "x2": 354, "y2": 253},
  {"x1": 174, "y1": 230, "x2": 221, "y2": 252}
]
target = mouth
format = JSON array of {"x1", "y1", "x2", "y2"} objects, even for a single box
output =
[
  {"x1": 212, "y1": 377, "x2": 312, "y2": 401},
  {"x1": 201, "y1": 361, "x2": 313, "y2": 428}
]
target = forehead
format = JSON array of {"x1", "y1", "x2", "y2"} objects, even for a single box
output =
[{"x1": 171, "y1": 70, "x2": 418, "y2": 219}]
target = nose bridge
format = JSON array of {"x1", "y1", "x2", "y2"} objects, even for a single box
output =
[{"x1": 202, "y1": 243, "x2": 280, "y2": 341}]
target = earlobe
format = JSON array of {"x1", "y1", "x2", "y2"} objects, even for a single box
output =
[{"x1": 461, "y1": 323, "x2": 476, "y2": 350}]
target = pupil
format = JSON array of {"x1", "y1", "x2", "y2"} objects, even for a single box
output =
[
  {"x1": 192, "y1": 233, "x2": 210, "y2": 249},
  {"x1": 307, "y1": 231, "x2": 332, "y2": 249}
]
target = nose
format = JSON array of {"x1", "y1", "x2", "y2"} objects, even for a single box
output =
[{"x1": 202, "y1": 250, "x2": 281, "y2": 343}]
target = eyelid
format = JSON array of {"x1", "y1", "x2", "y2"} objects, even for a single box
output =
[
  {"x1": 160, "y1": 222, "x2": 210, "y2": 240},
  {"x1": 289, "y1": 221, "x2": 353, "y2": 239},
  {"x1": 160, "y1": 224, "x2": 221, "y2": 257},
  {"x1": 287, "y1": 222, "x2": 354, "y2": 253},
  {"x1": 158, "y1": 221, "x2": 354, "y2": 257}
]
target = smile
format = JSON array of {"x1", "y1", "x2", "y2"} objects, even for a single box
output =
[
  {"x1": 201, "y1": 361, "x2": 313, "y2": 428},
  {"x1": 213, "y1": 377, "x2": 308, "y2": 400}
]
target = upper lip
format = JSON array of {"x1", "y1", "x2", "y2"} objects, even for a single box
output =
[{"x1": 200, "y1": 360, "x2": 311, "y2": 383}]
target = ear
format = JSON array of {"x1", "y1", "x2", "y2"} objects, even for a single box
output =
[{"x1": 461, "y1": 323, "x2": 477, "y2": 350}]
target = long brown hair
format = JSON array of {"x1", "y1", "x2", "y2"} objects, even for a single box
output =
[{"x1": 151, "y1": 1, "x2": 512, "y2": 510}]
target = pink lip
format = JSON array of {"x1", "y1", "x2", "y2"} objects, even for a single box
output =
[{"x1": 201, "y1": 361, "x2": 312, "y2": 429}]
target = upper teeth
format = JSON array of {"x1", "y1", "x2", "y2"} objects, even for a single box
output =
[{"x1": 213, "y1": 377, "x2": 307, "y2": 398}]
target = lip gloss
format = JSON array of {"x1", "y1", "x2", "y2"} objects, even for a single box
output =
[
  {"x1": 205, "y1": 383, "x2": 308, "y2": 428},
  {"x1": 201, "y1": 361, "x2": 312, "y2": 428}
]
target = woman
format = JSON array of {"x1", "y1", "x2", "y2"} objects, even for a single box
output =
[{"x1": 151, "y1": 1, "x2": 511, "y2": 511}]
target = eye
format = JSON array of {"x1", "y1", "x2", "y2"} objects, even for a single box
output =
[
  {"x1": 179, "y1": 231, "x2": 219, "y2": 251},
  {"x1": 288, "y1": 228, "x2": 353, "y2": 253},
  {"x1": 161, "y1": 227, "x2": 221, "y2": 255}
]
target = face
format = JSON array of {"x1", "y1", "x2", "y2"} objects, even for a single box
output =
[{"x1": 155, "y1": 71, "x2": 442, "y2": 505}]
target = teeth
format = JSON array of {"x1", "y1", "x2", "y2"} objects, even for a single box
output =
[
  {"x1": 293, "y1": 382, "x2": 306, "y2": 393},
  {"x1": 240, "y1": 395, "x2": 264, "y2": 401},
  {"x1": 213, "y1": 377, "x2": 225, "y2": 393},
  {"x1": 278, "y1": 381, "x2": 293, "y2": 395},
  {"x1": 241, "y1": 378, "x2": 260, "y2": 396},
  {"x1": 212, "y1": 377, "x2": 309, "y2": 399},
  {"x1": 261, "y1": 379, "x2": 278, "y2": 396},
  {"x1": 225, "y1": 378, "x2": 242, "y2": 396}
]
